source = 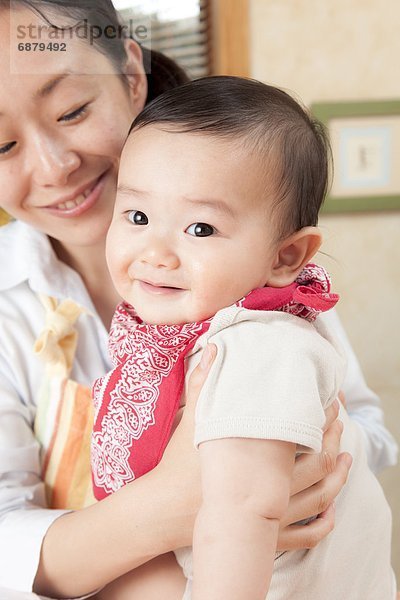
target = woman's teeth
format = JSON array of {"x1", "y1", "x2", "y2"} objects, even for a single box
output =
[{"x1": 56, "y1": 187, "x2": 92, "y2": 210}]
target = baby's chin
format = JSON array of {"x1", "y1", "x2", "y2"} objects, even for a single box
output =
[
  {"x1": 136, "y1": 294, "x2": 254, "y2": 326},
  {"x1": 134, "y1": 309, "x2": 191, "y2": 326},
  {"x1": 138, "y1": 315, "x2": 206, "y2": 326},
  {"x1": 136, "y1": 308, "x2": 215, "y2": 326}
]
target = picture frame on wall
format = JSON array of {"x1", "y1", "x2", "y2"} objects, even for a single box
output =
[{"x1": 311, "y1": 100, "x2": 400, "y2": 213}]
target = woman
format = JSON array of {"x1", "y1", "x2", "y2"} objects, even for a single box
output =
[{"x1": 0, "y1": 1, "x2": 396, "y2": 598}]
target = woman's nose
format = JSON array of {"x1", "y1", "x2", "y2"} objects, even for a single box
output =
[{"x1": 30, "y1": 132, "x2": 81, "y2": 187}]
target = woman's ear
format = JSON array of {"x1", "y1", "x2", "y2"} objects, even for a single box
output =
[
  {"x1": 124, "y1": 39, "x2": 148, "y2": 114},
  {"x1": 267, "y1": 227, "x2": 322, "y2": 287}
]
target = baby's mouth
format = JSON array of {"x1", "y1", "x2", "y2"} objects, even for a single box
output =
[{"x1": 139, "y1": 280, "x2": 186, "y2": 295}]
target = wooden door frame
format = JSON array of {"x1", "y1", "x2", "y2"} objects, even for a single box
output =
[{"x1": 210, "y1": 0, "x2": 250, "y2": 77}]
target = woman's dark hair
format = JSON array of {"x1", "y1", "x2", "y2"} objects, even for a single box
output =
[
  {"x1": 142, "y1": 47, "x2": 190, "y2": 103},
  {"x1": 130, "y1": 76, "x2": 331, "y2": 238},
  {"x1": 1, "y1": 0, "x2": 189, "y2": 103}
]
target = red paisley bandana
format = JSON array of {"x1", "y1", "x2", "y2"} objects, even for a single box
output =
[{"x1": 91, "y1": 263, "x2": 338, "y2": 499}]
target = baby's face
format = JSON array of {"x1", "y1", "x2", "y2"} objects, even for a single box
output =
[{"x1": 107, "y1": 125, "x2": 280, "y2": 325}]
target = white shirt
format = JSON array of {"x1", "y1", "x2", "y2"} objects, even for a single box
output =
[
  {"x1": 175, "y1": 308, "x2": 395, "y2": 599},
  {"x1": 189, "y1": 306, "x2": 345, "y2": 450},
  {"x1": 0, "y1": 220, "x2": 398, "y2": 593},
  {"x1": 0, "y1": 221, "x2": 111, "y2": 593}
]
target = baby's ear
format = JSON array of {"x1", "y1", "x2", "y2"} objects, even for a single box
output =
[{"x1": 267, "y1": 227, "x2": 322, "y2": 287}]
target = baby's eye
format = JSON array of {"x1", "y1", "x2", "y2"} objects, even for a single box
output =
[
  {"x1": 185, "y1": 222, "x2": 216, "y2": 237},
  {"x1": 127, "y1": 210, "x2": 148, "y2": 225}
]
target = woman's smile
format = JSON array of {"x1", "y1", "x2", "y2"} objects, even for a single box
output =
[
  {"x1": 0, "y1": 6, "x2": 144, "y2": 249},
  {"x1": 40, "y1": 171, "x2": 108, "y2": 218}
]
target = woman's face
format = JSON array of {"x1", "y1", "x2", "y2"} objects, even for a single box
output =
[{"x1": 0, "y1": 7, "x2": 146, "y2": 248}]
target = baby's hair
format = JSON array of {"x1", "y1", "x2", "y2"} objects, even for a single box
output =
[{"x1": 129, "y1": 76, "x2": 331, "y2": 238}]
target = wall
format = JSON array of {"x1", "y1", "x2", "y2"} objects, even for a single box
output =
[{"x1": 249, "y1": 0, "x2": 400, "y2": 579}]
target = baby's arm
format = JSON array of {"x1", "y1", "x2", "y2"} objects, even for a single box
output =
[
  {"x1": 192, "y1": 437, "x2": 296, "y2": 600},
  {"x1": 94, "y1": 552, "x2": 186, "y2": 600}
]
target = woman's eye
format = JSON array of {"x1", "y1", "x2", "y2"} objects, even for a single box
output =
[
  {"x1": 0, "y1": 141, "x2": 16, "y2": 155},
  {"x1": 59, "y1": 104, "x2": 89, "y2": 123},
  {"x1": 127, "y1": 210, "x2": 149, "y2": 225},
  {"x1": 186, "y1": 222, "x2": 216, "y2": 237}
]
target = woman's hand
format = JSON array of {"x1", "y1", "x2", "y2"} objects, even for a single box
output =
[
  {"x1": 156, "y1": 344, "x2": 217, "y2": 542},
  {"x1": 165, "y1": 354, "x2": 352, "y2": 554},
  {"x1": 34, "y1": 346, "x2": 217, "y2": 599},
  {"x1": 277, "y1": 399, "x2": 353, "y2": 551},
  {"x1": 165, "y1": 362, "x2": 352, "y2": 556}
]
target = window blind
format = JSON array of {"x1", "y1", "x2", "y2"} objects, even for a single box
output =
[{"x1": 117, "y1": 0, "x2": 211, "y2": 79}]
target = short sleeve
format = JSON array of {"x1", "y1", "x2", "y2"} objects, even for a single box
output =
[{"x1": 194, "y1": 312, "x2": 344, "y2": 452}]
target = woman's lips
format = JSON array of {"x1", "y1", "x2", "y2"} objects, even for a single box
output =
[
  {"x1": 42, "y1": 173, "x2": 107, "y2": 218},
  {"x1": 139, "y1": 280, "x2": 186, "y2": 296}
]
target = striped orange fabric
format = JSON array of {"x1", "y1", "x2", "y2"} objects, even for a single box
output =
[
  {"x1": 34, "y1": 296, "x2": 96, "y2": 510},
  {"x1": 42, "y1": 380, "x2": 95, "y2": 509}
]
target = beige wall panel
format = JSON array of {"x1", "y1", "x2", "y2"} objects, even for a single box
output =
[
  {"x1": 249, "y1": 0, "x2": 400, "y2": 580},
  {"x1": 250, "y1": 0, "x2": 400, "y2": 105}
]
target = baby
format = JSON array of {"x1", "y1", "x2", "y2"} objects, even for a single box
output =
[{"x1": 91, "y1": 77, "x2": 395, "y2": 599}]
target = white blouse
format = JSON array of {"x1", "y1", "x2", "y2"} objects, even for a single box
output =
[{"x1": 0, "y1": 220, "x2": 397, "y2": 593}]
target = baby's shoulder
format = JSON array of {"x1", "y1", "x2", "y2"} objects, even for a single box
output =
[
  {"x1": 209, "y1": 304, "x2": 317, "y2": 342},
  {"x1": 204, "y1": 305, "x2": 345, "y2": 375}
]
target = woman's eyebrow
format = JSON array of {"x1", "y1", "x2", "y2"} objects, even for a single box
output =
[
  {"x1": 0, "y1": 73, "x2": 73, "y2": 117},
  {"x1": 34, "y1": 72, "x2": 72, "y2": 99}
]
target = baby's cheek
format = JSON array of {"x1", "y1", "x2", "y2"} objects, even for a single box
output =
[
  {"x1": 106, "y1": 247, "x2": 131, "y2": 293},
  {"x1": 194, "y1": 286, "x2": 226, "y2": 319},
  {"x1": 107, "y1": 226, "x2": 131, "y2": 272}
]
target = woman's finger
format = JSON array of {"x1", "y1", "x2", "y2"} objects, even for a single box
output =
[
  {"x1": 185, "y1": 344, "x2": 217, "y2": 412},
  {"x1": 290, "y1": 418, "x2": 343, "y2": 495},
  {"x1": 338, "y1": 390, "x2": 346, "y2": 408},
  {"x1": 159, "y1": 344, "x2": 217, "y2": 474},
  {"x1": 323, "y1": 398, "x2": 339, "y2": 432},
  {"x1": 276, "y1": 504, "x2": 335, "y2": 552},
  {"x1": 282, "y1": 452, "x2": 352, "y2": 528}
]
